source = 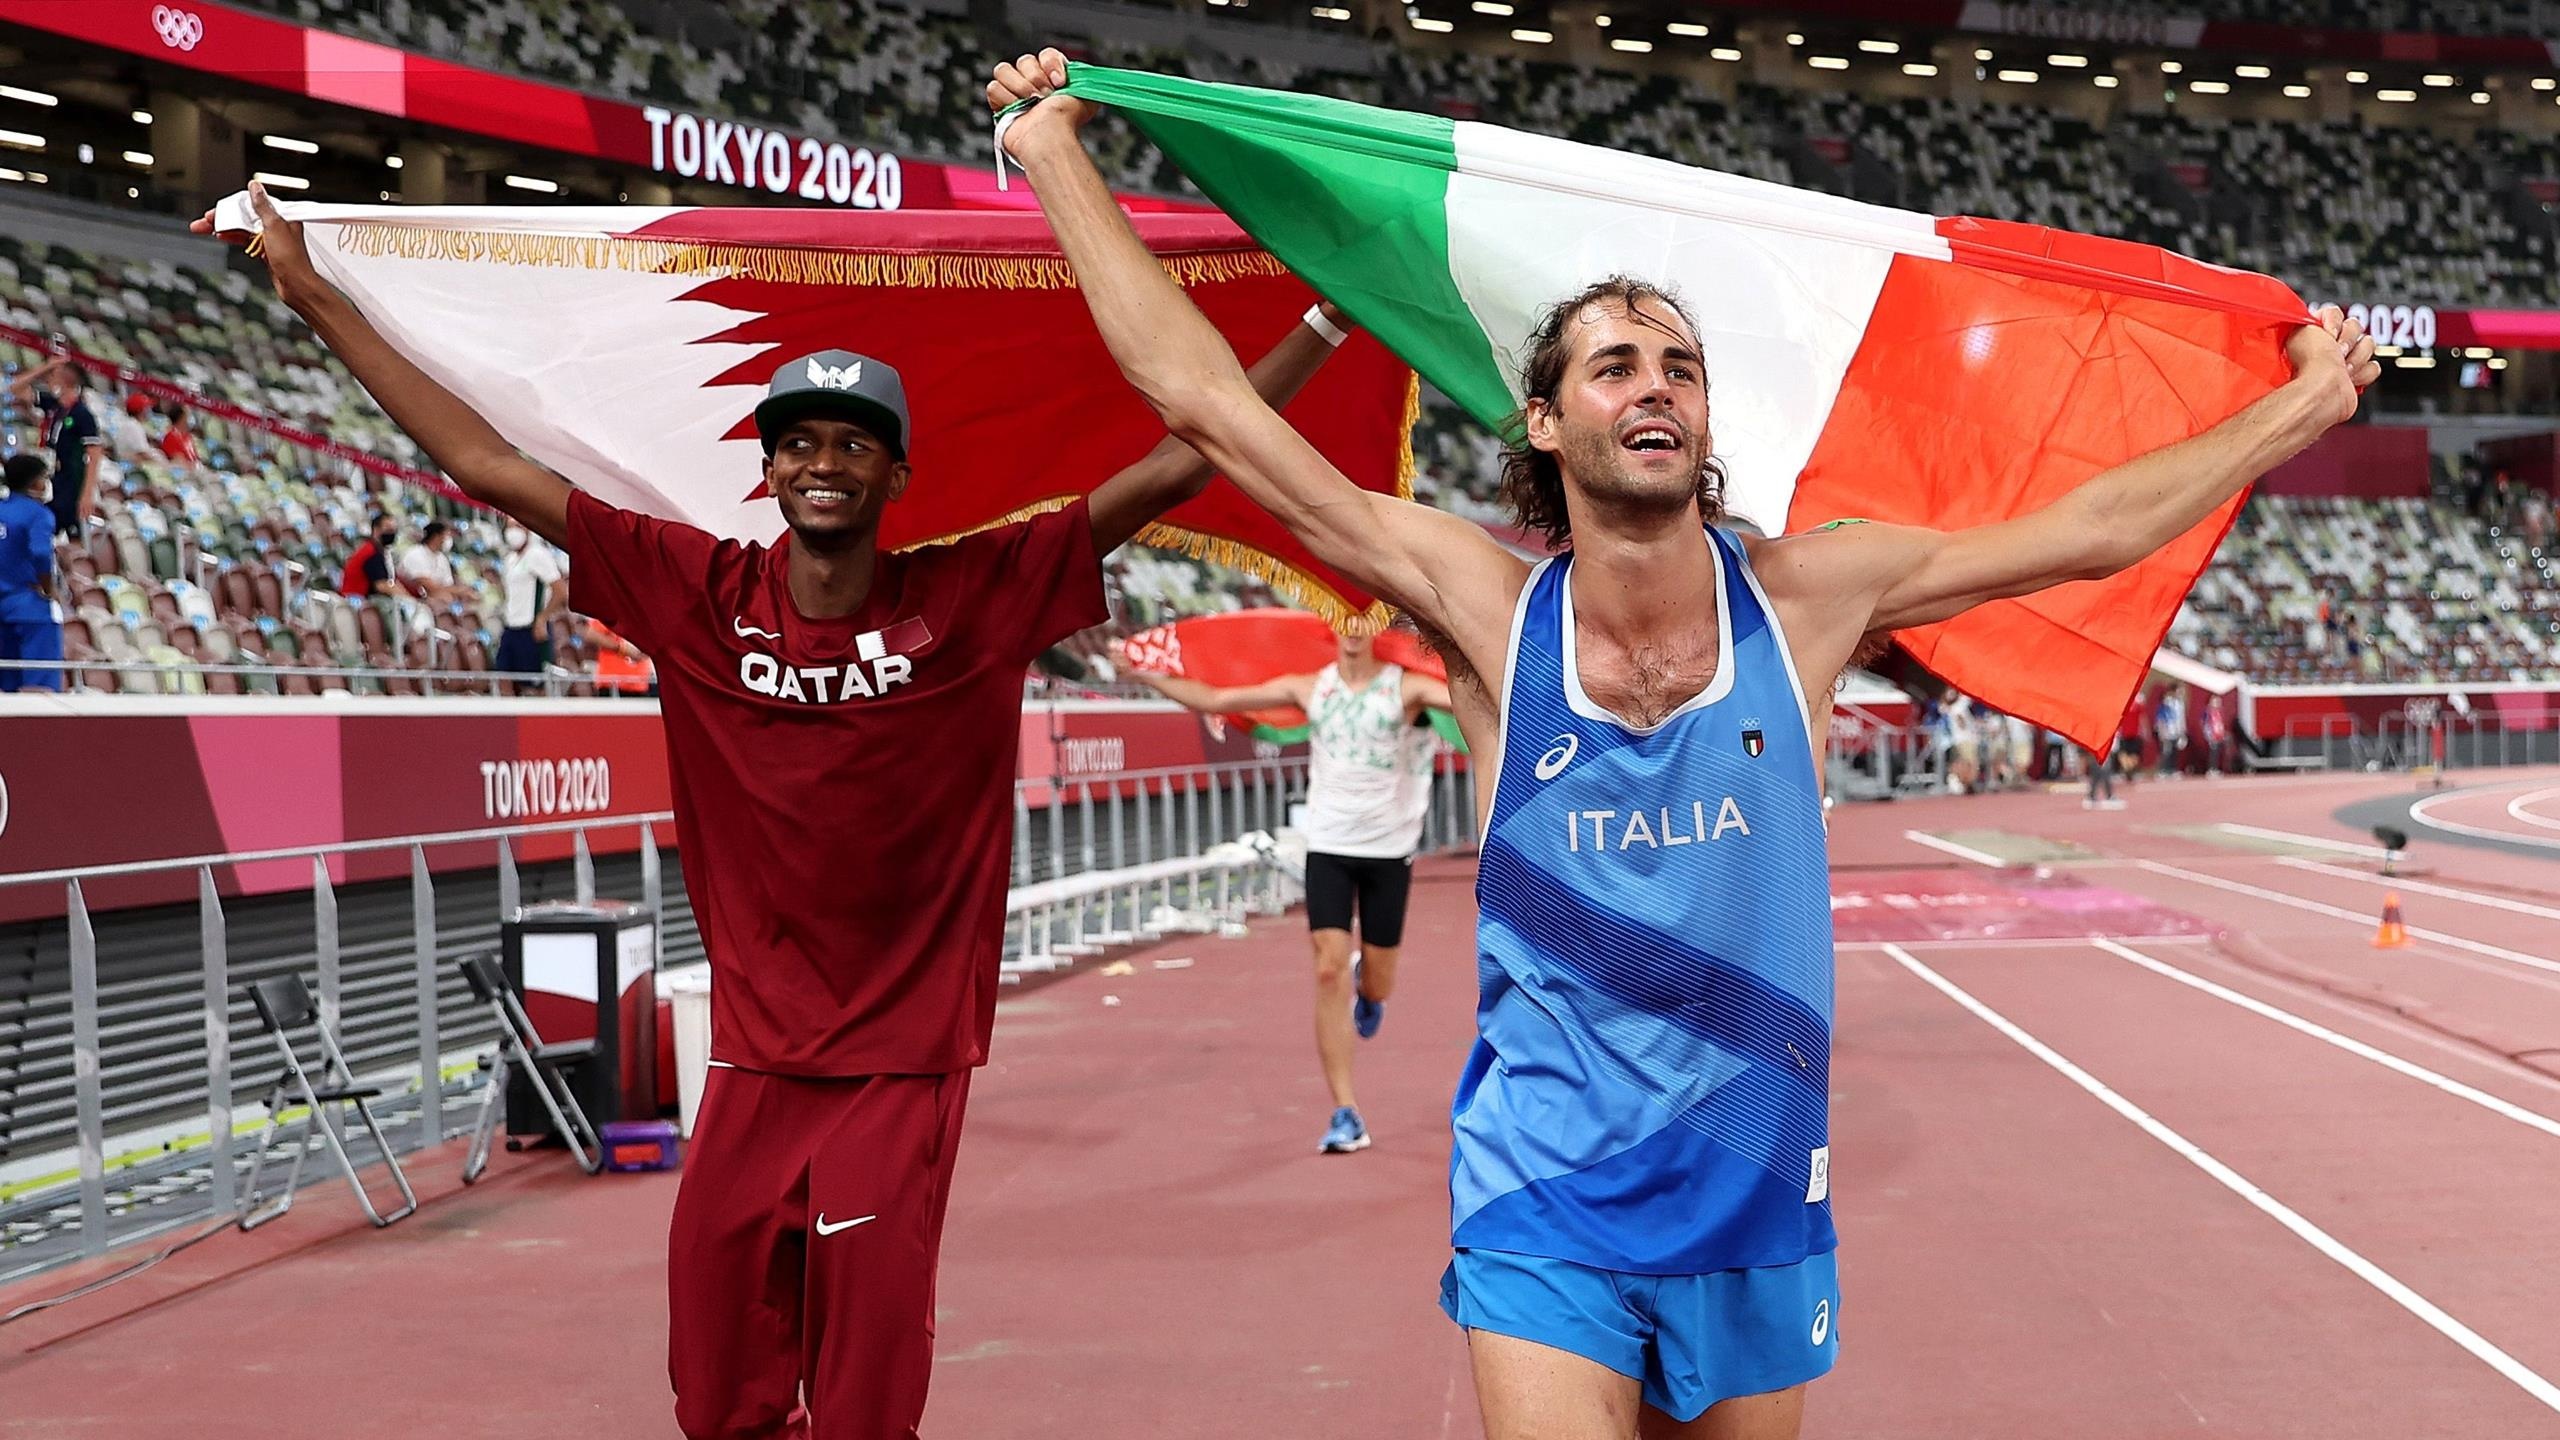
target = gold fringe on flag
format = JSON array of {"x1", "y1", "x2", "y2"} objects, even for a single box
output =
[
  {"x1": 899, "y1": 374, "x2": 1422, "y2": 636},
  {"x1": 329, "y1": 222, "x2": 1288, "y2": 289}
]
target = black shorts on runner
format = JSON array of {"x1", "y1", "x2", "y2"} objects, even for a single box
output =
[{"x1": 1303, "y1": 851, "x2": 1415, "y2": 947}]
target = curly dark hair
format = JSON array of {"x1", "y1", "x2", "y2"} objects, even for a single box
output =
[{"x1": 1497, "y1": 276, "x2": 1727, "y2": 548}]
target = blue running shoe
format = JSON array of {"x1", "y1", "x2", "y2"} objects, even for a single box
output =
[
  {"x1": 1319, "y1": 1106, "x2": 1370, "y2": 1154},
  {"x1": 1352, "y1": 957, "x2": 1385, "y2": 1040}
]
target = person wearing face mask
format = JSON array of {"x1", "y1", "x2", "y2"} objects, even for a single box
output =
[
  {"x1": 196, "y1": 179, "x2": 1359, "y2": 1440},
  {"x1": 340, "y1": 513, "x2": 399, "y2": 600},
  {"x1": 495, "y1": 520, "x2": 566, "y2": 689}
]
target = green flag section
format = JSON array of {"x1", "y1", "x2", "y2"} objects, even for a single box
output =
[{"x1": 1060, "y1": 63, "x2": 2314, "y2": 754}]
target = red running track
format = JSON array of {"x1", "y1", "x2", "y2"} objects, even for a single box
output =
[{"x1": 8, "y1": 772, "x2": 2560, "y2": 1435}]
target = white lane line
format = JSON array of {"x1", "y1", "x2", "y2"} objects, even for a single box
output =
[
  {"x1": 1902, "y1": 829, "x2": 2006, "y2": 868},
  {"x1": 2134, "y1": 859, "x2": 2560, "y2": 978},
  {"x1": 2506, "y1": 786, "x2": 2560, "y2": 835},
  {"x1": 1835, "y1": 934, "x2": 2213, "y2": 952},
  {"x1": 2411, "y1": 790, "x2": 2560, "y2": 853},
  {"x1": 2092, "y1": 938, "x2": 2560, "y2": 1142},
  {"x1": 1882, "y1": 942, "x2": 2560, "y2": 1416},
  {"x1": 2279, "y1": 858, "x2": 2560, "y2": 924},
  {"x1": 2217, "y1": 822, "x2": 2390, "y2": 857}
]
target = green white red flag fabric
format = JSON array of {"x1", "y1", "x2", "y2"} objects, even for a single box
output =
[
  {"x1": 1055, "y1": 64, "x2": 2312, "y2": 751},
  {"x1": 219, "y1": 195, "x2": 1418, "y2": 623}
]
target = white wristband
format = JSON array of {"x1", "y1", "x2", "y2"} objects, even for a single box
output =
[{"x1": 1303, "y1": 303, "x2": 1349, "y2": 347}]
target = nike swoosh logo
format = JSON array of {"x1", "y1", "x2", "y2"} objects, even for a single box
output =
[
  {"x1": 813, "y1": 1214, "x2": 877, "y2": 1236},
  {"x1": 733, "y1": 617, "x2": 782, "y2": 642}
]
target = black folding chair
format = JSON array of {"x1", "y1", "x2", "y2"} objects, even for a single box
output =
[
  {"x1": 459, "y1": 954, "x2": 603, "y2": 1183},
  {"x1": 237, "y1": 975, "x2": 419, "y2": 1230}
]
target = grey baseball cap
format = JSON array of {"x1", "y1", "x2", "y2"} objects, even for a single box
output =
[{"x1": 752, "y1": 349, "x2": 909, "y2": 459}]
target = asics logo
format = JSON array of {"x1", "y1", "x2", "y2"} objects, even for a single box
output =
[
  {"x1": 1533, "y1": 733, "x2": 1578, "y2": 781},
  {"x1": 1811, "y1": 1300, "x2": 1830, "y2": 1347},
  {"x1": 813, "y1": 1213, "x2": 876, "y2": 1236},
  {"x1": 153, "y1": 5, "x2": 206, "y2": 49}
]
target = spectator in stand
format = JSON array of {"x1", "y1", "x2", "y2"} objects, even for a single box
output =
[
  {"x1": 397, "y1": 519, "x2": 470, "y2": 610},
  {"x1": 2155, "y1": 687, "x2": 2188, "y2": 776},
  {"x1": 339, "y1": 513, "x2": 398, "y2": 597},
  {"x1": 108, "y1": 392, "x2": 155, "y2": 463},
  {"x1": 7, "y1": 357, "x2": 101, "y2": 539},
  {"x1": 584, "y1": 618, "x2": 655, "y2": 696},
  {"x1": 157, "y1": 405, "x2": 200, "y2": 467},
  {"x1": 0, "y1": 453, "x2": 60, "y2": 692},
  {"x1": 495, "y1": 520, "x2": 567, "y2": 689}
]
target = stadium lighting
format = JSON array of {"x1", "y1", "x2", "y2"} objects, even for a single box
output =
[
  {"x1": 0, "y1": 168, "x2": 22, "y2": 181},
  {"x1": 1903, "y1": 62, "x2": 1939, "y2": 77},
  {"x1": 2284, "y1": 84, "x2": 2312, "y2": 97},
  {"x1": 2490, "y1": 358, "x2": 2509, "y2": 370},
  {"x1": 2372, "y1": 344, "x2": 2402, "y2": 357},
  {"x1": 132, "y1": 109, "x2": 153, "y2": 124},
  {"x1": 2190, "y1": 80, "x2": 2231, "y2": 94},
  {"x1": 1311, "y1": 5, "x2": 1351, "y2": 17},
  {"x1": 1709, "y1": 46, "x2": 1742, "y2": 61},
  {"x1": 123, "y1": 150, "x2": 152, "y2": 167},
  {"x1": 1611, "y1": 37, "x2": 1652, "y2": 52},
  {"x1": 385, "y1": 154, "x2": 404, "y2": 169},
  {"x1": 263, "y1": 134, "x2": 320, "y2": 154},
  {"x1": 1511, "y1": 27, "x2": 1552, "y2": 42},
  {"x1": 1809, "y1": 56, "x2": 1850, "y2": 70},
  {"x1": 2345, "y1": 69, "x2": 2369, "y2": 82},
  {"x1": 2093, "y1": 74, "x2": 2120, "y2": 88},
  {"x1": 1410, "y1": 15, "x2": 1453, "y2": 31},
  {"x1": 2421, "y1": 73, "x2": 2456, "y2": 87},
  {"x1": 1470, "y1": 1, "x2": 1512, "y2": 12},
  {"x1": 1974, "y1": 48, "x2": 1993, "y2": 60},
  {"x1": 1996, "y1": 69, "x2": 2038, "y2": 83},
  {"x1": 1667, "y1": 22, "x2": 1708, "y2": 37},
  {"x1": 2394, "y1": 355, "x2": 2436, "y2": 368},
  {"x1": 1594, "y1": 13, "x2": 1610, "y2": 25},
  {"x1": 2047, "y1": 54, "x2": 2088, "y2": 68},
  {"x1": 2472, "y1": 91, "x2": 2492, "y2": 104},
  {"x1": 504, "y1": 174, "x2": 561, "y2": 194},
  {"x1": 2465, "y1": 347, "x2": 2496, "y2": 359},
  {"x1": 1859, "y1": 39, "x2": 1900, "y2": 54},
  {"x1": 1787, "y1": 33, "x2": 1804, "y2": 45},
  {"x1": 0, "y1": 85, "x2": 58, "y2": 107},
  {"x1": 2376, "y1": 88, "x2": 2417, "y2": 102},
  {"x1": 2537, "y1": 78, "x2": 2557, "y2": 91},
  {"x1": 252, "y1": 170, "x2": 312, "y2": 190},
  {"x1": 2234, "y1": 64, "x2": 2271, "y2": 79},
  {"x1": 0, "y1": 129, "x2": 42, "y2": 151}
]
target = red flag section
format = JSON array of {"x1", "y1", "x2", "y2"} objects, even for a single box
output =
[
  {"x1": 1789, "y1": 216, "x2": 2310, "y2": 752},
  {"x1": 618, "y1": 209, "x2": 1416, "y2": 626},
  {"x1": 1119, "y1": 609, "x2": 1445, "y2": 737}
]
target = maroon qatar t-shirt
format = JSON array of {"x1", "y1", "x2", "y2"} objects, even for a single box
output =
[{"x1": 566, "y1": 489, "x2": 1106, "y2": 1075}]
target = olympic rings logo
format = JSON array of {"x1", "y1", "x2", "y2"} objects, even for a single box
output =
[{"x1": 152, "y1": 5, "x2": 206, "y2": 51}]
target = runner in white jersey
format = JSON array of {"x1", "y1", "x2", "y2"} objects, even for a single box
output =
[{"x1": 1138, "y1": 626, "x2": 1450, "y2": 1152}]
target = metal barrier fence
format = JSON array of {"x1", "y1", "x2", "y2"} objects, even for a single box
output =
[
  {"x1": 0, "y1": 751, "x2": 1480, "y2": 1285},
  {"x1": 2275, "y1": 714, "x2": 2560, "y2": 773}
]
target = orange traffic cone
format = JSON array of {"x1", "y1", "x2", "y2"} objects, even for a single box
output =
[{"x1": 2372, "y1": 893, "x2": 2410, "y2": 949}]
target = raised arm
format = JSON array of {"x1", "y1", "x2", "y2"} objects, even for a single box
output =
[
  {"x1": 1778, "y1": 310, "x2": 2377, "y2": 635},
  {"x1": 990, "y1": 54, "x2": 1524, "y2": 673},
  {"x1": 192, "y1": 184, "x2": 575, "y2": 546},
  {"x1": 1135, "y1": 670, "x2": 1311, "y2": 716},
  {"x1": 1403, "y1": 668, "x2": 1453, "y2": 722},
  {"x1": 1085, "y1": 310, "x2": 1352, "y2": 557}
]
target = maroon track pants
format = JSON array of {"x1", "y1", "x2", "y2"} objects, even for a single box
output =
[{"x1": 668, "y1": 1068, "x2": 972, "y2": 1440}]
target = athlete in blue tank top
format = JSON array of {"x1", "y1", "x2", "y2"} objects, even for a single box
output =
[{"x1": 1009, "y1": 69, "x2": 2381, "y2": 1436}]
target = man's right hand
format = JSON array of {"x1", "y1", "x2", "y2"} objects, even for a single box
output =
[
  {"x1": 987, "y1": 48, "x2": 1100, "y2": 161},
  {"x1": 190, "y1": 182, "x2": 321, "y2": 313}
]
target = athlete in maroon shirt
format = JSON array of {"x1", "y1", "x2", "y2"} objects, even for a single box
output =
[{"x1": 200, "y1": 183, "x2": 1358, "y2": 1440}]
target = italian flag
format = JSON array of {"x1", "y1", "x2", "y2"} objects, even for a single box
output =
[{"x1": 1060, "y1": 65, "x2": 2312, "y2": 751}]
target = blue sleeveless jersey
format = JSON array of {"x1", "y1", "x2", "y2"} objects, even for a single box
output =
[{"x1": 1453, "y1": 526, "x2": 1837, "y2": 1275}]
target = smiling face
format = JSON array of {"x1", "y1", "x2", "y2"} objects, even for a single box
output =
[
  {"x1": 764, "y1": 416, "x2": 910, "y2": 546},
  {"x1": 1525, "y1": 294, "x2": 1714, "y2": 527}
]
